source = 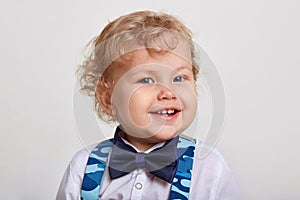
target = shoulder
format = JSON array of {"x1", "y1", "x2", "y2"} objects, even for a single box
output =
[
  {"x1": 66, "y1": 138, "x2": 115, "y2": 183},
  {"x1": 69, "y1": 139, "x2": 114, "y2": 169},
  {"x1": 192, "y1": 141, "x2": 228, "y2": 185},
  {"x1": 69, "y1": 143, "x2": 98, "y2": 172},
  {"x1": 56, "y1": 142, "x2": 100, "y2": 200},
  {"x1": 190, "y1": 141, "x2": 240, "y2": 199},
  {"x1": 194, "y1": 141, "x2": 227, "y2": 170}
]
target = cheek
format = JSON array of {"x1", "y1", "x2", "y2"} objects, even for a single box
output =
[
  {"x1": 128, "y1": 87, "x2": 154, "y2": 126},
  {"x1": 175, "y1": 84, "x2": 197, "y2": 124}
]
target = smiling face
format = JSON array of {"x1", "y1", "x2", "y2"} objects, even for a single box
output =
[{"x1": 98, "y1": 49, "x2": 197, "y2": 151}]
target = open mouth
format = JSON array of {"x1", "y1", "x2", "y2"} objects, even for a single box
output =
[{"x1": 149, "y1": 108, "x2": 181, "y2": 117}]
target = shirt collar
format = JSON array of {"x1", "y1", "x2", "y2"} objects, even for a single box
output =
[{"x1": 113, "y1": 126, "x2": 174, "y2": 154}]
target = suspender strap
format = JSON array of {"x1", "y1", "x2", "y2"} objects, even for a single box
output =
[
  {"x1": 81, "y1": 137, "x2": 195, "y2": 200},
  {"x1": 81, "y1": 139, "x2": 113, "y2": 200},
  {"x1": 169, "y1": 137, "x2": 195, "y2": 200}
]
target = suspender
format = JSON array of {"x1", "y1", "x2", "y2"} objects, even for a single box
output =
[{"x1": 81, "y1": 137, "x2": 195, "y2": 200}]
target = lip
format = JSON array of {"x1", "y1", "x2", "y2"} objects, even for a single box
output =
[{"x1": 149, "y1": 107, "x2": 182, "y2": 121}]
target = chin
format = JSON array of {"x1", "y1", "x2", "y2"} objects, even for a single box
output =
[{"x1": 148, "y1": 127, "x2": 181, "y2": 142}]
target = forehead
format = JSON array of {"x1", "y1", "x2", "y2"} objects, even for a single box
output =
[
  {"x1": 107, "y1": 49, "x2": 192, "y2": 84},
  {"x1": 110, "y1": 51, "x2": 188, "y2": 83},
  {"x1": 130, "y1": 48, "x2": 191, "y2": 68}
]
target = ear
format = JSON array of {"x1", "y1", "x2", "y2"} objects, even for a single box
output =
[{"x1": 95, "y1": 80, "x2": 113, "y2": 115}]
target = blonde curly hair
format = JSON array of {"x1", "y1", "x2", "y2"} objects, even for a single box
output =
[{"x1": 76, "y1": 10, "x2": 199, "y2": 123}]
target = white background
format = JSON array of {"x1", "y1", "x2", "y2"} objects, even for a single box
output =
[{"x1": 1, "y1": 0, "x2": 300, "y2": 199}]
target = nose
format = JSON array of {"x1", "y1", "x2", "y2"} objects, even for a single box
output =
[{"x1": 157, "y1": 86, "x2": 177, "y2": 101}]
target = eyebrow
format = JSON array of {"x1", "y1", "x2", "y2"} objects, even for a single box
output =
[
  {"x1": 140, "y1": 66, "x2": 192, "y2": 74},
  {"x1": 176, "y1": 66, "x2": 193, "y2": 72},
  {"x1": 130, "y1": 64, "x2": 193, "y2": 75}
]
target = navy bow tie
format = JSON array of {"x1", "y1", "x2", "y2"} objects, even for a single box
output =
[{"x1": 108, "y1": 128, "x2": 179, "y2": 183}]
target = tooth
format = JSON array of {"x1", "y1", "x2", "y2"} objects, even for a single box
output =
[
  {"x1": 167, "y1": 110, "x2": 174, "y2": 114},
  {"x1": 161, "y1": 110, "x2": 167, "y2": 114}
]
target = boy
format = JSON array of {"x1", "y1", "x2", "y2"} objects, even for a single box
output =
[{"x1": 56, "y1": 10, "x2": 240, "y2": 200}]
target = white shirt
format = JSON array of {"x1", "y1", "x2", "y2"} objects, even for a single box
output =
[{"x1": 56, "y1": 140, "x2": 240, "y2": 200}]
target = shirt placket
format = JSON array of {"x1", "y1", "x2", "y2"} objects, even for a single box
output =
[{"x1": 130, "y1": 169, "x2": 147, "y2": 200}]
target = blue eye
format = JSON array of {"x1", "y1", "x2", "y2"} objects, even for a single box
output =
[
  {"x1": 173, "y1": 76, "x2": 185, "y2": 82},
  {"x1": 140, "y1": 77, "x2": 155, "y2": 84}
]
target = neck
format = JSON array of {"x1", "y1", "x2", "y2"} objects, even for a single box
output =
[{"x1": 120, "y1": 132, "x2": 157, "y2": 152}]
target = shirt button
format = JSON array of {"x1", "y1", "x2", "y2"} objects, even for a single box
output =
[{"x1": 135, "y1": 182, "x2": 143, "y2": 190}]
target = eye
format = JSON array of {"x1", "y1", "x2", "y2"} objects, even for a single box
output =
[
  {"x1": 173, "y1": 75, "x2": 186, "y2": 82},
  {"x1": 139, "y1": 77, "x2": 155, "y2": 84}
]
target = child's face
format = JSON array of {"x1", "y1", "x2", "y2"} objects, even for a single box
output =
[{"x1": 103, "y1": 48, "x2": 197, "y2": 143}]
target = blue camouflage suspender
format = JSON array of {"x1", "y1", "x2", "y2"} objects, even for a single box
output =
[{"x1": 81, "y1": 137, "x2": 196, "y2": 200}]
